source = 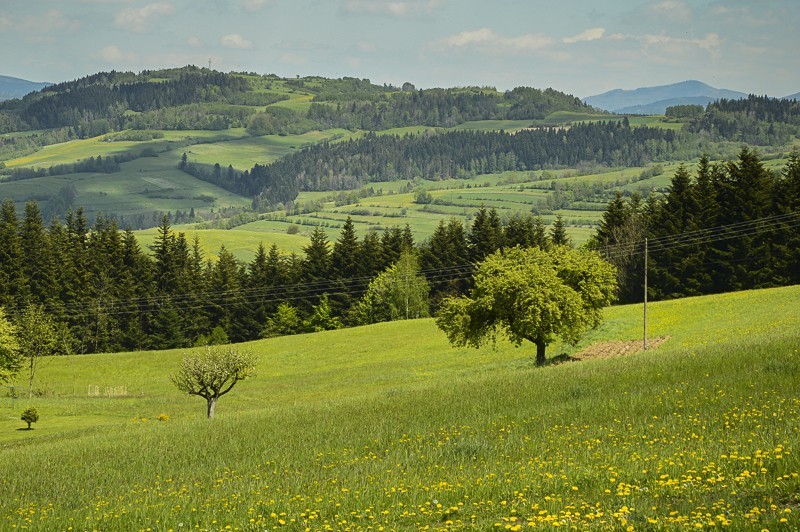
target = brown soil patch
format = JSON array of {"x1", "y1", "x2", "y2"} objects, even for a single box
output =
[{"x1": 571, "y1": 336, "x2": 670, "y2": 361}]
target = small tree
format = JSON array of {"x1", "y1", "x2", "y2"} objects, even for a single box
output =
[
  {"x1": 436, "y1": 246, "x2": 616, "y2": 365},
  {"x1": 304, "y1": 294, "x2": 342, "y2": 332},
  {"x1": 350, "y1": 250, "x2": 430, "y2": 325},
  {"x1": 16, "y1": 304, "x2": 67, "y2": 398},
  {"x1": 171, "y1": 345, "x2": 256, "y2": 419},
  {"x1": 262, "y1": 302, "x2": 301, "y2": 338},
  {"x1": 21, "y1": 406, "x2": 39, "y2": 429}
]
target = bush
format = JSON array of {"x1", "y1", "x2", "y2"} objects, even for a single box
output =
[{"x1": 21, "y1": 406, "x2": 39, "y2": 429}]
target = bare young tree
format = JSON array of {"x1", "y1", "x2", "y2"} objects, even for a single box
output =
[{"x1": 171, "y1": 345, "x2": 256, "y2": 418}]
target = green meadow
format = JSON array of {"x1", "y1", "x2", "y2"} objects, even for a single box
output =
[{"x1": 1, "y1": 285, "x2": 798, "y2": 530}]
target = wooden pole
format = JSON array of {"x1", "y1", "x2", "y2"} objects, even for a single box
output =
[{"x1": 644, "y1": 238, "x2": 648, "y2": 351}]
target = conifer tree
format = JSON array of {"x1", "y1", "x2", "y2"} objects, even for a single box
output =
[
  {"x1": 716, "y1": 147, "x2": 774, "y2": 290},
  {"x1": 649, "y1": 165, "x2": 703, "y2": 298},
  {"x1": 0, "y1": 200, "x2": 26, "y2": 307},
  {"x1": 359, "y1": 230, "x2": 384, "y2": 279},
  {"x1": 302, "y1": 226, "x2": 331, "y2": 283},
  {"x1": 20, "y1": 202, "x2": 57, "y2": 306},
  {"x1": 468, "y1": 208, "x2": 504, "y2": 262},
  {"x1": 549, "y1": 214, "x2": 571, "y2": 247}
]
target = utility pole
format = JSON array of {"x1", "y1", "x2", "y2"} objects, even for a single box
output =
[
  {"x1": 643, "y1": 237, "x2": 648, "y2": 351},
  {"x1": 208, "y1": 58, "x2": 212, "y2": 70}
]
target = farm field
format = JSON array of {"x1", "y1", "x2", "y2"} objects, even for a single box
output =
[
  {"x1": 1, "y1": 285, "x2": 798, "y2": 529},
  {"x1": 135, "y1": 222, "x2": 316, "y2": 259},
  {"x1": 182, "y1": 128, "x2": 357, "y2": 169},
  {"x1": 127, "y1": 161, "x2": 698, "y2": 260}
]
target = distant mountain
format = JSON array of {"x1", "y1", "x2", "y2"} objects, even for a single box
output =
[
  {"x1": 782, "y1": 92, "x2": 800, "y2": 100},
  {"x1": 583, "y1": 80, "x2": 747, "y2": 113},
  {"x1": 0, "y1": 75, "x2": 51, "y2": 101},
  {"x1": 616, "y1": 96, "x2": 723, "y2": 115}
]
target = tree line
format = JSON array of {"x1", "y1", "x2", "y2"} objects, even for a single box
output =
[
  {"x1": 188, "y1": 120, "x2": 684, "y2": 208},
  {"x1": 592, "y1": 148, "x2": 800, "y2": 303},
  {"x1": 307, "y1": 86, "x2": 590, "y2": 130},
  {"x1": 0, "y1": 68, "x2": 250, "y2": 131},
  {"x1": 0, "y1": 199, "x2": 569, "y2": 355},
  {"x1": 687, "y1": 95, "x2": 800, "y2": 145}
]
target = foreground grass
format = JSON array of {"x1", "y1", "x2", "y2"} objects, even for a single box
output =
[{"x1": 1, "y1": 286, "x2": 799, "y2": 530}]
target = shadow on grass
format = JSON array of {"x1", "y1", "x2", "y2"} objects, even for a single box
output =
[{"x1": 544, "y1": 353, "x2": 580, "y2": 366}]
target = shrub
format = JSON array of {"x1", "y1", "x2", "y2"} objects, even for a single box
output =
[{"x1": 21, "y1": 406, "x2": 39, "y2": 429}]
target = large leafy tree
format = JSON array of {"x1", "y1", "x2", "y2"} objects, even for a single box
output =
[{"x1": 436, "y1": 246, "x2": 616, "y2": 365}]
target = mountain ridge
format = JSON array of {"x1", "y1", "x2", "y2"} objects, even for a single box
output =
[
  {"x1": 583, "y1": 80, "x2": 747, "y2": 113},
  {"x1": 0, "y1": 75, "x2": 52, "y2": 101}
]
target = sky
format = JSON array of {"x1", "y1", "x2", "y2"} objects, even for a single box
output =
[{"x1": 1, "y1": 0, "x2": 798, "y2": 98}]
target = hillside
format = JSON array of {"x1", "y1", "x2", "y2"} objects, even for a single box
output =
[
  {"x1": 584, "y1": 80, "x2": 747, "y2": 113},
  {"x1": 0, "y1": 75, "x2": 50, "y2": 101},
  {"x1": 0, "y1": 66, "x2": 604, "y2": 226},
  {"x1": 0, "y1": 285, "x2": 798, "y2": 529}
]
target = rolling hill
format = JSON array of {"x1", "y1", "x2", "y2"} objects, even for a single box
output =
[
  {"x1": 0, "y1": 284, "x2": 798, "y2": 529},
  {"x1": 584, "y1": 80, "x2": 747, "y2": 113}
]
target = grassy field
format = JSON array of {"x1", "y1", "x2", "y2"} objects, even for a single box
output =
[
  {"x1": 1, "y1": 285, "x2": 798, "y2": 529},
  {"x1": 0, "y1": 154, "x2": 252, "y2": 221},
  {"x1": 183, "y1": 129, "x2": 356, "y2": 169},
  {"x1": 135, "y1": 222, "x2": 316, "y2": 259}
]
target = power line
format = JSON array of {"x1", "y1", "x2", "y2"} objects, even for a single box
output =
[{"x1": 3, "y1": 212, "x2": 797, "y2": 320}]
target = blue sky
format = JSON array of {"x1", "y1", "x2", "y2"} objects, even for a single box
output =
[{"x1": 2, "y1": 0, "x2": 798, "y2": 97}]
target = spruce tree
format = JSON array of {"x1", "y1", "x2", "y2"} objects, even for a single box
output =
[
  {"x1": 549, "y1": 214, "x2": 571, "y2": 247},
  {"x1": 20, "y1": 202, "x2": 57, "y2": 306},
  {"x1": 468, "y1": 208, "x2": 504, "y2": 262},
  {"x1": 649, "y1": 165, "x2": 703, "y2": 298},
  {"x1": 0, "y1": 200, "x2": 26, "y2": 307}
]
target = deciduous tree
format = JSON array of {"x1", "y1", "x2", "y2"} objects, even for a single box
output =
[
  {"x1": 171, "y1": 345, "x2": 256, "y2": 419},
  {"x1": 0, "y1": 308, "x2": 20, "y2": 384},
  {"x1": 16, "y1": 304, "x2": 68, "y2": 397},
  {"x1": 436, "y1": 246, "x2": 616, "y2": 365}
]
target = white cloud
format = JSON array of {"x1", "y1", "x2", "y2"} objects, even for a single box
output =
[
  {"x1": 187, "y1": 36, "x2": 203, "y2": 48},
  {"x1": 438, "y1": 28, "x2": 553, "y2": 52},
  {"x1": 563, "y1": 27, "x2": 605, "y2": 44},
  {"x1": 343, "y1": 0, "x2": 445, "y2": 17},
  {"x1": 0, "y1": 14, "x2": 12, "y2": 30},
  {"x1": 97, "y1": 45, "x2": 138, "y2": 62},
  {"x1": 243, "y1": 0, "x2": 271, "y2": 12},
  {"x1": 612, "y1": 32, "x2": 722, "y2": 60},
  {"x1": 221, "y1": 33, "x2": 253, "y2": 49},
  {"x1": 357, "y1": 40, "x2": 378, "y2": 53},
  {"x1": 649, "y1": 0, "x2": 692, "y2": 20},
  {"x1": 114, "y1": 3, "x2": 175, "y2": 32}
]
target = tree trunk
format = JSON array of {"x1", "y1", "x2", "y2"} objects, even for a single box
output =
[
  {"x1": 535, "y1": 339, "x2": 546, "y2": 366},
  {"x1": 207, "y1": 397, "x2": 217, "y2": 419}
]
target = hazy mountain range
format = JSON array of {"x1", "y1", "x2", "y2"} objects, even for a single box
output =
[
  {"x1": 583, "y1": 80, "x2": 752, "y2": 114},
  {"x1": 0, "y1": 75, "x2": 51, "y2": 101}
]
